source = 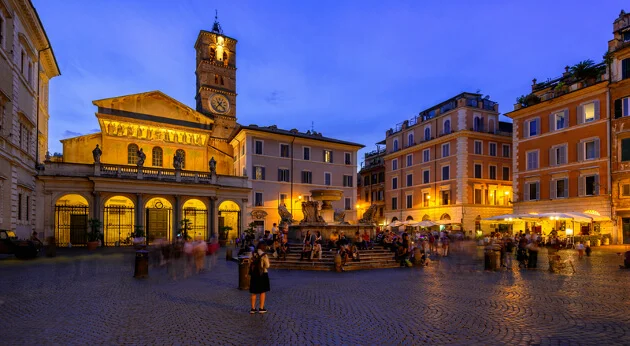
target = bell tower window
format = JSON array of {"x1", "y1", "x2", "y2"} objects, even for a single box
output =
[{"x1": 215, "y1": 74, "x2": 219, "y2": 84}]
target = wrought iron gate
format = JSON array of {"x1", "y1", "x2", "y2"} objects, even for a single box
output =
[
  {"x1": 55, "y1": 205, "x2": 89, "y2": 246},
  {"x1": 104, "y1": 206, "x2": 135, "y2": 246},
  {"x1": 146, "y1": 208, "x2": 172, "y2": 244},
  {"x1": 183, "y1": 208, "x2": 208, "y2": 240},
  {"x1": 218, "y1": 209, "x2": 241, "y2": 240}
]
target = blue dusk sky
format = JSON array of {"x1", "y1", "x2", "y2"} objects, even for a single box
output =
[{"x1": 34, "y1": 0, "x2": 626, "y2": 160}]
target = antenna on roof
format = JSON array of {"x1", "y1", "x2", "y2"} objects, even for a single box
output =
[{"x1": 311, "y1": 121, "x2": 314, "y2": 132}]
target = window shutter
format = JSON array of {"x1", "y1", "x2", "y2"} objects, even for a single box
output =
[
  {"x1": 594, "y1": 100, "x2": 600, "y2": 120},
  {"x1": 615, "y1": 99, "x2": 623, "y2": 119},
  {"x1": 278, "y1": 169, "x2": 282, "y2": 181},
  {"x1": 536, "y1": 120, "x2": 541, "y2": 135},
  {"x1": 564, "y1": 178, "x2": 569, "y2": 198},
  {"x1": 549, "y1": 114, "x2": 555, "y2": 132},
  {"x1": 549, "y1": 148, "x2": 556, "y2": 166},
  {"x1": 595, "y1": 138, "x2": 600, "y2": 159},
  {"x1": 577, "y1": 105, "x2": 584, "y2": 124},
  {"x1": 330, "y1": 151, "x2": 334, "y2": 163},
  {"x1": 561, "y1": 145, "x2": 567, "y2": 164},
  {"x1": 623, "y1": 58, "x2": 630, "y2": 80},
  {"x1": 577, "y1": 142, "x2": 583, "y2": 162},
  {"x1": 524, "y1": 183, "x2": 530, "y2": 201},
  {"x1": 578, "y1": 176, "x2": 584, "y2": 196},
  {"x1": 261, "y1": 167, "x2": 266, "y2": 180},
  {"x1": 523, "y1": 121, "x2": 528, "y2": 138},
  {"x1": 594, "y1": 175, "x2": 600, "y2": 196},
  {"x1": 564, "y1": 109, "x2": 569, "y2": 127},
  {"x1": 550, "y1": 179, "x2": 556, "y2": 199},
  {"x1": 535, "y1": 182, "x2": 540, "y2": 200}
]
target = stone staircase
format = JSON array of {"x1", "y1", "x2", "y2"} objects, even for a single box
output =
[{"x1": 267, "y1": 243, "x2": 400, "y2": 271}]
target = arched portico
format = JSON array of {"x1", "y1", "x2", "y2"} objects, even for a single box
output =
[
  {"x1": 144, "y1": 197, "x2": 173, "y2": 243},
  {"x1": 182, "y1": 198, "x2": 208, "y2": 240},
  {"x1": 104, "y1": 196, "x2": 135, "y2": 246},
  {"x1": 54, "y1": 194, "x2": 89, "y2": 246},
  {"x1": 218, "y1": 199, "x2": 241, "y2": 242}
]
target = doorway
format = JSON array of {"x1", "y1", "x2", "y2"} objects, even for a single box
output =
[{"x1": 623, "y1": 218, "x2": 630, "y2": 244}]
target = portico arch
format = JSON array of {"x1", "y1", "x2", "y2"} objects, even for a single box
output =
[
  {"x1": 183, "y1": 198, "x2": 208, "y2": 240},
  {"x1": 440, "y1": 213, "x2": 451, "y2": 220},
  {"x1": 104, "y1": 196, "x2": 135, "y2": 246},
  {"x1": 54, "y1": 194, "x2": 89, "y2": 246},
  {"x1": 422, "y1": 214, "x2": 431, "y2": 221},
  {"x1": 145, "y1": 197, "x2": 173, "y2": 243},
  {"x1": 218, "y1": 200, "x2": 241, "y2": 242}
]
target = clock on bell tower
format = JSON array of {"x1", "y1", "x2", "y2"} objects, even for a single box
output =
[{"x1": 194, "y1": 12, "x2": 237, "y2": 139}]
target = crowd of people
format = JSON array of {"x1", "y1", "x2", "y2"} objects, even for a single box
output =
[{"x1": 150, "y1": 236, "x2": 219, "y2": 279}]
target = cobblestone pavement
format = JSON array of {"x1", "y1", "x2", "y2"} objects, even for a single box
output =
[{"x1": 1, "y1": 243, "x2": 630, "y2": 345}]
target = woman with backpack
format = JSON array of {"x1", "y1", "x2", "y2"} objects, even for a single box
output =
[{"x1": 249, "y1": 243, "x2": 270, "y2": 314}]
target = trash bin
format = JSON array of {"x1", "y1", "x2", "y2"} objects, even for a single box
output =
[
  {"x1": 238, "y1": 258, "x2": 250, "y2": 290},
  {"x1": 624, "y1": 251, "x2": 630, "y2": 269},
  {"x1": 493, "y1": 251, "x2": 501, "y2": 271},
  {"x1": 134, "y1": 250, "x2": 149, "y2": 278},
  {"x1": 46, "y1": 236, "x2": 56, "y2": 257},
  {"x1": 226, "y1": 248, "x2": 233, "y2": 261},
  {"x1": 413, "y1": 247, "x2": 422, "y2": 265},
  {"x1": 484, "y1": 249, "x2": 492, "y2": 270}
]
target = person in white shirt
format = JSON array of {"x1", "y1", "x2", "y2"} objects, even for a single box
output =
[{"x1": 576, "y1": 242, "x2": 585, "y2": 259}]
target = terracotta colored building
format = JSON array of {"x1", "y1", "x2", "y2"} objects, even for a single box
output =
[
  {"x1": 357, "y1": 145, "x2": 386, "y2": 226},
  {"x1": 383, "y1": 93, "x2": 513, "y2": 233},
  {"x1": 609, "y1": 10, "x2": 630, "y2": 244}
]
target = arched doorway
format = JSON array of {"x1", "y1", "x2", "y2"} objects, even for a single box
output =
[
  {"x1": 440, "y1": 213, "x2": 451, "y2": 220},
  {"x1": 218, "y1": 200, "x2": 240, "y2": 242},
  {"x1": 104, "y1": 196, "x2": 135, "y2": 246},
  {"x1": 391, "y1": 217, "x2": 399, "y2": 222},
  {"x1": 183, "y1": 199, "x2": 208, "y2": 240},
  {"x1": 145, "y1": 197, "x2": 172, "y2": 243},
  {"x1": 406, "y1": 215, "x2": 414, "y2": 221},
  {"x1": 422, "y1": 214, "x2": 431, "y2": 221},
  {"x1": 55, "y1": 194, "x2": 89, "y2": 247}
]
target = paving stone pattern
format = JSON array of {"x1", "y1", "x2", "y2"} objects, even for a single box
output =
[{"x1": 1, "y1": 243, "x2": 630, "y2": 345}]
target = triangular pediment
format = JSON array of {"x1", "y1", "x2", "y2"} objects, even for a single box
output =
[{"x1": 92, "y1": 91, "x2": 212, "y2": 127}]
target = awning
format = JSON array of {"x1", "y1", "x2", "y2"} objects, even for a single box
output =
[
  {"x1": 539, "y1": 212, "x2": 592, "y2": 223},
  {"x1": 388, "y1": 221, "x2": 405, "y2": 227},
  {"x1": 435, "y1": 219, "x2": 459, "y2": 225},
  {"x1": 409, "y1": 220, "x2": 437, "y2": 228}
]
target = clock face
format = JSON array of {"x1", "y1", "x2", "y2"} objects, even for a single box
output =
[{"x1": 209, "y1": 93, "x2": 230, "y2": 114}]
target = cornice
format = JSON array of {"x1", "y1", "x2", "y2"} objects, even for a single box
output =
[
  {"x1": 200, "y1": 59, "x2": 237, "y2": 71},
  {"x1": 200, "y1": 85, "x2": 237, "y2": 96}
]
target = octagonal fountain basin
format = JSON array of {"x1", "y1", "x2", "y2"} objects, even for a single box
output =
[{"x1": 310, "y1": 189, "x2": 343, "y2": 207}]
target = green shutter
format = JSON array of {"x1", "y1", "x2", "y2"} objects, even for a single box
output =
[
  {"x1": 622, "y1": 139, "x2": 630, "y2": 162},
  {"x1": 615, "y1": 99, "x2": 623, "y2": 119}
]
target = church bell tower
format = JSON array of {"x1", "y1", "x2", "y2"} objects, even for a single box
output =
[{"x1": 194, "y1": 12, "x2": 237, "y2": 139}]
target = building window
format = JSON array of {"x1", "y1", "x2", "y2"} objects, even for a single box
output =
[
  {"x1": 21, "y1": 50, "x2": 25, "y2": 74},
  {"x1": 325, "y1": 173, "x2": 332, "y2": 186},
  {"x1": 345, "y1": 198, "x2": 351, "y2": 210},
  {"x1": 407, "y1": 133, "x2": 414, "y2": 147},
  {"x1": 442, "y1": 143, "x2": 450, "y2": 157},
  {"x1": 502, "y1": 167, "x2": 509, "y2": 181},
  {"x1": 622, "y1": 138, "x2": 630, "y2": 162},
  {"x1": 406, "y1": 154, "x2": 412, "y2": 167},
  {"x1": 393, "y1": 139, "x2": 399, "y2": 151},
  {"x1": 622, "y1": 184, "x2": 630, "y2": 197},
  {"x1": 392, "y1": 177, "x2": 398, "y2": 190},
  {"x1": 502, "y1": 144, "x2": 510, "y2": 158},
  {"x1": 581, "y1": 175, "x2": 598, "y2": 196},
  {"x1": 552, "y1": 110, "x2": 567, "y2": 131},
  {"x1": 441, "y1": 190, "x2": 450, "y2": 205},
  {"x1": 303, "y1": 147, "x2": 310, "y2": 160},
  {"x1": 371, "y1": 173, "x2": 377, "y2": 184},
  {"x1": 254, "y1": 166, "x2": 266, "y2": 180},
  {"x1": 301, "y1": 171, "x2": 312, "y2": 184},
  {"x1": 489, "y1": 143, "x2": 496, "y2": 157},
  {"x1": 128, "y1": 144, "x2": 139, "y2": 165},
  {"x1": 623, "y1": 58, "x2": 630, "y2": 80},
  {"x1": 279, "y1": 193, "x2": 287, "y2": 206},
  {"x1": 489, "y1": 165, "x2": 496, "y2": 180},
  {"x1": 392, "y1": 197, "x2": 398, "y2": 210},
  {"x1": 625, "y1": 32, "x2": 630, "y2": 42},
  {"x1": 525, "y1": 182, "x2": 540, "y2": 201},
  {"x1": 553, "y1": 178, "x2": 568, "y2": 199},
  {"x1": 255, "y1": 140, "x2": 263, "y2": 155},
  {"x1": 424, "y1": 127, "x2": 431, "y2": 141},
  {"x1": 392, "y1": 159, "x2": 398, "y2": 171},
  {"x1": 406, "y1": 195, "x2": 413, "y2": 209},
  {"x1": 443, "y1": 119, "x2": 451, "y2": 134},
  {"x1": 19, "y1": 123, "x2": 30, "y2": 153},
  {"x1": 580, "y1": 139, "x2": 599, "y2": 161},
  {"x1": 474, "y1": 141, "x2": 482, "y2": 155},
  {"x1": 378, "y1": 190, "x2": 384, "y2": 201},
  {"x1": 280, "y1": 144, "x2": 290, "y2": 158},
  {"x1": 278, "y1": 168, "x2": 289, "y2": 182},
  {"x1": 474, "y1": 164, "x2": 482, "y2": 179},
  {"x1": 580, "y1": 102, "x2": 598, "y2": 123},
  {"x1": 442, "y1": 166, "x2": 450, "y2": 180},
  {"x1": 345, "y1": 152, "x2": 352, "y2": 165},
  {"x1": 527, "y1": 151, "x2": 539, "y2": 170},
  {"x1": 423, "y1": 193, "x2": 429, "y2": 207},
  {"x1": 550, "y1": 145, "x2": 567, "y2": 166},
  {"x1": 473, "y1": 116, "x2": 483, "y2": 132},
  {"x1": 323, "y1": 150, "x2": 333, "y2": 163},
  {"x1": 406, "y1": 174, "x2": 413, "y2": 187},
  {"x1": 525, "y1": 118, "x2": 539, "y2": 137},
  {"x1": 423, "y1": 170, "x2": 430, "y2": 184},
  {"x1": 175, "y1": 149, "x2": 186, "y2": 169},
  {"x1": 255, "y1": 192, "x2": 263, "y2": 207},
  {"x1": 423, "y1": 149, "x2": 430, "y2": 163},
  {"x1": 343, "y1": 175, "x2": 353, "y2": 187},
  {"x1": 363, "y1": 175, "x2": 369, "y2": 186},
  {"x1": 379, "y1": 172, "x2": 385, "y2": 183},
  {"x1": 152, "y1": 147, "x2": 163, "y2": 167},
  {"x1": 474, "y1": 189, "x2": 483, "y2": 204},
  {"x1": 18, "y1": 193, "x2": 22, "y2": 220}
]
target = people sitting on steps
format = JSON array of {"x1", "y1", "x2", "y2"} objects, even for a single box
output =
[{"x1": 310, "y1": 231, "x2": 323, "y2": 260}]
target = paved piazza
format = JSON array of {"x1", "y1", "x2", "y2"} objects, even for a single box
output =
[{"x1": 1, "y1": 243, "x2": 630, "y2": 345}]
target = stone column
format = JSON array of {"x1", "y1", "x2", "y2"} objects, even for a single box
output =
[
  {"x1": 174, "y1": 195, "x2": 181, "y2": 239},
  {"x1": 93, "y1": 191, "x2": 101, "y2": 220},
  {"x1": 210, "y1": 196, "x2": 218, "y2": 238},
  {"x1": 135, "y1": 193, "x2": 143, "y2": 232}
]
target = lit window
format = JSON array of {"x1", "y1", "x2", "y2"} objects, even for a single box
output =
[
  {"x1": 128, "y1": 144, "x2": 138, "y2": 165},
  {"x1": 323, "y1": 150, "x2": 333, "y2": 163},
  {"x1": 254, "y1": 166, "x2": 265, "y2": 180},
  {"x1": 176, "y1": 149, "x2": 186, "y2": 169},
  {"x1": 583, "y1": 102, "x2": 595, "y2": 122},
  {"x1": 152, "y1": 147, "x2": 163, "y2": 167}
]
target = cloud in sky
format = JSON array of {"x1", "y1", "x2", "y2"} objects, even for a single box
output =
[{"x1": 34, "y1": 0, "x2": 628, "y2": 158}]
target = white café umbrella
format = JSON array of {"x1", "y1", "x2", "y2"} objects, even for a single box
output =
[
  {"x1": 410, "y1": 220, "x2": 437, "y2": 228},
  {"x1": 388, "y1": 220, "x2": 404, "y2": 227}
]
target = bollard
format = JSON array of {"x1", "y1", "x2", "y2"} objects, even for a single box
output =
[
  {"x1": 334, "y1": 252, "x2": 342, "y2": 272},
  {"x1": 413, "y1": 247, "x2": 422, "y2": 265},
  {"x1": 46, "y1": 236, "x2": 56, "y2": 257},
  {"x1": 238, "y1": 258, "x2": 250, "y2": 290},
  {"x1": 134, "y1": 250, "x2": 149, "y2": 278},
  {"x1": 484, "y1": 249, "x2": 492, "y2": 270},
  {"x1": 226, "y1": 248, "x2": 233, "y2": 261},
  {"x1": 493, "y1": 251, "x2": 501, "y2": 271}
]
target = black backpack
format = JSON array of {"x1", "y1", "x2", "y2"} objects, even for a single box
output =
[{"x1": 249, "y1": 253, "x2": 265, "y2": 277}]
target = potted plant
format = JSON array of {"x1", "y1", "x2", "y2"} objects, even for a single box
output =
[
  {"x1": 133, "y1": 225, "x2": 146, "y2": 249},
  {"x1": 87, "y1": 218, "x2": 103, "y2": 250},
  {"x1": 218, "y1": 226, "x2": 232, "y2": 247},
  {"x1": 179, "y1": 218, "x2": 193, "y2": 241}
]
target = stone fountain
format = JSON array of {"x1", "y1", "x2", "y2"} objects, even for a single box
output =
[{"x1": 281, "y1": 189, "x2": 378, "y2": 243}]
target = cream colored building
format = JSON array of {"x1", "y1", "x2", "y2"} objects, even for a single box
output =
[
  {"x1": 37, "y1": 18, "x2": 252, "y2": 245},
  {"x1": 0, "y1": 0, "x2": 59, "y2": 238},
  {"x1": 230, "y1": 125, "x2": 363, "y2": 230},
  {"x1": 383, "y1": 93, "x2": 513, "y2": 234}
]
